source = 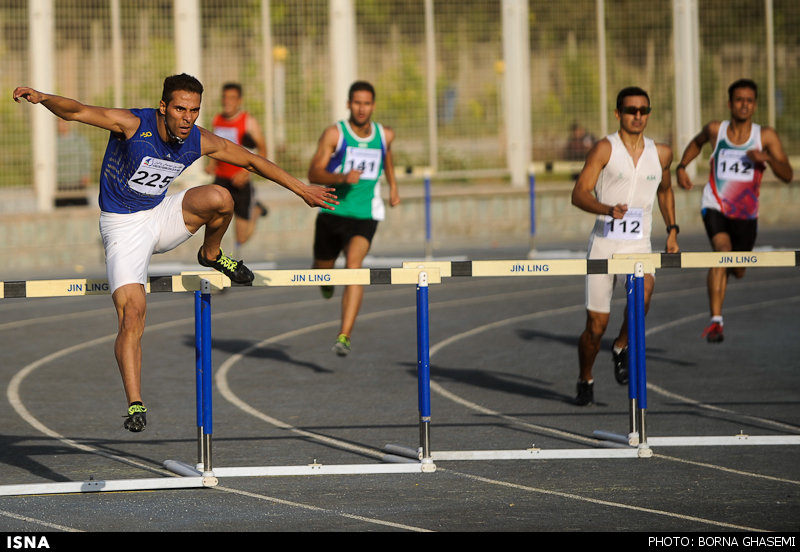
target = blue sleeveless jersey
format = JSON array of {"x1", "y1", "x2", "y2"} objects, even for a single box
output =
[{"x1": 99, "y1": 108, "x2": 202, "y2": 213}]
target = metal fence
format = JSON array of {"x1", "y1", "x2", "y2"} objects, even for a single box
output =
[{"x1": 2, "y1": 0, "x2": 798, "y2": 211}]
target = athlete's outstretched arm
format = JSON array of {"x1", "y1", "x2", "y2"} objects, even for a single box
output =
[
  {"x1": 200, "y1": 127, "x2": 337, "y2": 210},
  {"x1": 12, "y1": 86, "x2": 139, "y2": 138}
]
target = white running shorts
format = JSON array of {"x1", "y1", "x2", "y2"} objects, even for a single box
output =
[
  {"x1": 100, "y1": 190, "x2": 193, "y2": 294},
  {"x1": 585, "y1": 234, "x2": 653, "y2": 314}
]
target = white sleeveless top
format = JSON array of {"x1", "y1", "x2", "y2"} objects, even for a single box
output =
[{"x1": 591, "y1": 131, "x2": 663, "y2": 243}]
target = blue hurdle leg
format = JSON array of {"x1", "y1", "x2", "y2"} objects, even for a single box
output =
[
  {"x1": 195, "y1": 291, "x2": 204, "y2": 465},
  {"x1": 416, "y1": 271, "x2": 432, "y2": 464},
  {"x1": 625, "y1": 275, "x2": 639, "y2": 441},
  {"x1": 200, "y1": 279, "x2": 213, "y2": 473},
  {"x1": 632, "y1": 263, "x2": 648, "y2": 446}
]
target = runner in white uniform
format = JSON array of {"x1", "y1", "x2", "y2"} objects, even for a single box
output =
[{"x1": 571, "y1": 87, "x2": 679, "y2": 406}]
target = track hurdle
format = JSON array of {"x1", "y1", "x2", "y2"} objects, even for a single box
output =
[
  {"x1": 593, "y1": 250, "x2": 800, "y2": 449},
  {"x1": 397, "y1": 251, "x2": 800, "y2": 458},
  {"x1": 393, "y1": 257, "x2": 657, "y2": 461},
  {"x1": 0, "y1": 273, "x2": 226, "y2": 497},
  {"x1": 163, "y1": 266, "x2": 440, "y2": 480}
]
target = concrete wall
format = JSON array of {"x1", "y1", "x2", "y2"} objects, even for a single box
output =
[{"x1": 2, "y1": 179, "x2": 798, "y2": 278}]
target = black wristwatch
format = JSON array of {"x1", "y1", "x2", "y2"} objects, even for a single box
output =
[{"x1": 666, "y1": 224, "x2": 680, "y2": 235}]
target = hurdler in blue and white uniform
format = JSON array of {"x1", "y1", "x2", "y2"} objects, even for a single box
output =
[
  {"x1": 99, "y1": 107, "x2": 202, "y2": 293},
  {"x1": 570, "y1": 86, "x2": 679, "y2": 407},
  {"x1": 13, "y1": 74, "x2": 337, "y2": 432}
]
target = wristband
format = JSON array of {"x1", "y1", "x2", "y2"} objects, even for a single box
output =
[
  {"x1": 666, "y1": 224, "x2": 680, "y2": 235},
  {"x1": 676, "y1": 163, "x2": 686, "y2": 171}
]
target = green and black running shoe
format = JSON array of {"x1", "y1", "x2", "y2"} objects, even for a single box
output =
[
  {"x1": 123, "y1": 403, "x2": 147, "y2": 432},
  {"x1": 198, "y1": 247, "x2": 254, "y2": 284},
  {"x1": 332, "y1": 333, "x2": 351, "y2": 356}
]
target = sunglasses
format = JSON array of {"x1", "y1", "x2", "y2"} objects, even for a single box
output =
[{"x1": 619, "y1": 106, "x2": 652, "y2": 116}]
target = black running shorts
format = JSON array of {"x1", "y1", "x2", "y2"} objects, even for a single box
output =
[
  {"x1": 214, "y1": 176, "x2": 254, "y2": 220},
  {"x1": 702, "y1": 208, "x2": 758, "y2": 252},
  {"x1": 313, "y1": 212, "x2": 378, "y2": 260}
]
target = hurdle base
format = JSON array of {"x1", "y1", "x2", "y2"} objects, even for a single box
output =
[
  {"x1": 383, "y1": 439, "x2": 653, "y2": 461},
  {"x1": 593, "y1": 432, "x2": 800, "y2": 448},
  {"x1": 429, "y1": 448, "x2": 641, "y2": 461},
  {"x1": 647, "y1": 434, "x2": 800, "y2": 447},
  {"x1": 593, "y1": 430, "x2": 640, "y2": 447},
  {"x1": 164, "y1": 458, "x2": 431, "y2": 478},
  {"x1": 0, "y1": 475, "x2": 213, "y2": 497}
]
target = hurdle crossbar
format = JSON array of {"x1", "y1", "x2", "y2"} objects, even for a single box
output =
[
  {"x1": 612, "y1": 250, "x2": 799, "y2": 269},
  {"x1": 0, "y1": 267, "x2": 442, "y2": 300},
  {"x1": 404, "y1": 253, "x2": 800, "y2": 458},
  {"x1": 249, "y1": 267, "x2": 441, "y2": 287},
  {"x1": 402, "y1": 258, "x2": 657, "y2": 278},
  {"x1": 0, "y1": 273, "x2": 227, "y2": 299}
]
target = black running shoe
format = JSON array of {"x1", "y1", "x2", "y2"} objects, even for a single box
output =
[
  {"x1": 575, "y1": 380, "x2": 594, "y2": 406},
  {"x1": 123, "y1": 403, "x2": 147, "y2": 432},
  {"x1": 612, "y1": 346, "x2": 629, "y2": 385},
  {"x1": 198, "y1": 247, "x2": 254, "y2": 284}
]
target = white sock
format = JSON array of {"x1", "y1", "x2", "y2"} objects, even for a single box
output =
[{"x1": 711, "y1": 316, "x2": 723, "y2": 325}]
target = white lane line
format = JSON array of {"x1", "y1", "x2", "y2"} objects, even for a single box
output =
[
  {"x1": 215, "y1": 486, "x2": 433, "y2": 532},
  {"x1": 653, "y1": 454, "x2": 800, "y2": 486},
  {"x1": 0, "y1": 508, "x2": 84, "y2": 532},
  {"x1": 442, "y1": 469, "x2": 767, "y2": 532}
]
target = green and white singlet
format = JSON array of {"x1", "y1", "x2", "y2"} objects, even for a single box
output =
[{"x1": 324, "y1": 120, "x2": 387, "y2": 220}]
